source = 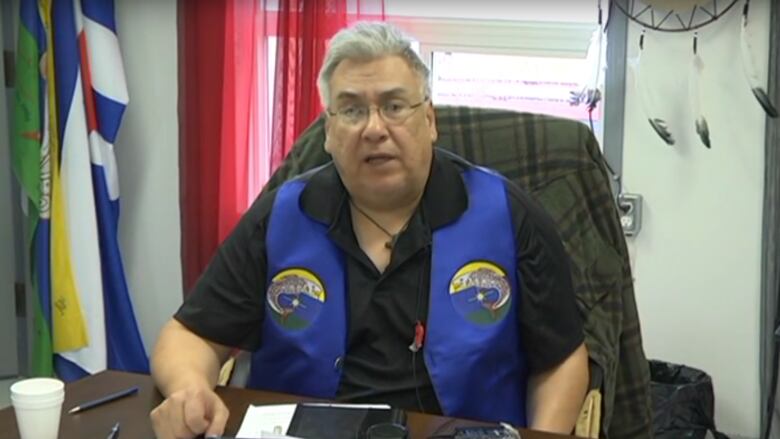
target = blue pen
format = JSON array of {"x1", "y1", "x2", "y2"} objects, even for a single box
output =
[
  {"x1": 107, "y1": 422, "x2": 120, "y2": 439},
  {"x1": 68, "y1": 386, "x2": 140, "y2": 414}
]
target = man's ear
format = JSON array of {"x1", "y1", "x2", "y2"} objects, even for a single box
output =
[{"x1": 426, "y1": 102, "x2": 438, "y2": 143}]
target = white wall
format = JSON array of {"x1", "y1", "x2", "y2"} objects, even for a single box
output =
[
  {"x1": 114, "y1": 0, "x2": 182, "y2": 353},
  {"x1": 622, "y1": 2, "x2": 769, "y2": 437}
]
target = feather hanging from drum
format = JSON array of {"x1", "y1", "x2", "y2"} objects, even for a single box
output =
[
  {"x1": 631, "y1": 32, "x2": 675, "y2": 146},
  {"x1": 740, "y1": 0, "x2": 778, "y2": 118},
  {"x1": 689, "y1": 34, "x2": 711, "y2": 148},
  {"x1": 570, "y1": 0, "x2": 606, "y2": 113}
]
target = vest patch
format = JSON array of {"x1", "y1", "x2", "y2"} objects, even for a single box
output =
[
  {"x1": 267, "y1": 268, "x2": 326, "y2": 330},
  {"x1": 449, "y1": 261, "x2": 512, "y2": 325}
]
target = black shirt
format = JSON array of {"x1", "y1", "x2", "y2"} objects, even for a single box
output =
[{"x1": 175, "y1": 149, "x2": 583, "y2": 414}]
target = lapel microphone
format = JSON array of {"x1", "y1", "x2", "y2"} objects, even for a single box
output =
[
  {"x1": 408, "y1": 320, "x2": 425, "y2": 352},
  {"x1": 409, "y1": 238, "x2": 431, "y2": 354}
]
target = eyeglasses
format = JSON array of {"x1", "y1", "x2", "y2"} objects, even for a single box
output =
[{"x1": 326, "y1": 98, "x2": 429, "y2": 127}]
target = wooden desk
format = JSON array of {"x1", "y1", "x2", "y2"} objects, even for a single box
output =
[{"x1": 0, "y1": 371, "x2": 573, "y2": 439}]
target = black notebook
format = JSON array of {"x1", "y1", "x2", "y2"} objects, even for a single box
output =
[{"x1": 286, "y1": 403, "x2": 407, "y2": 439}]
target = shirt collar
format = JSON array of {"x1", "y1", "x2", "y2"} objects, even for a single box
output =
[{"x1": 299, "y1": 148, "x2": 469, "y2": 230}]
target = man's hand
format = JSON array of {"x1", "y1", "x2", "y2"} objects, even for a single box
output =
[
  {"x1": 150, "y1": 383, "x2": 229, "y2": 439},
  {"x1": 149, "y1": 319, "x2": 234, "y2": 439}
]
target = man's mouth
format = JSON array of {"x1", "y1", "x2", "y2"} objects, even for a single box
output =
[{"x1": 364, "y1": 154, "x2": 395, "y2": 165}]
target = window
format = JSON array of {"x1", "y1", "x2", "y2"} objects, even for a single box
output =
[
  {"x1": 429, "y1": 51, "x2": 602, "y2": 140},
  {"x1": 390, "y1": 17, "x2": 603, "y2": 144}
]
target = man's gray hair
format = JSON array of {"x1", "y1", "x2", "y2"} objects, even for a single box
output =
[{"x1": 317, "y1": 22, "x2": 431, "y2": 108}]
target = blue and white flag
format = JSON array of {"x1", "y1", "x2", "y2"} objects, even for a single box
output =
[{"x1": 15, "y1": 0, "x2": 149, "y2": 381}]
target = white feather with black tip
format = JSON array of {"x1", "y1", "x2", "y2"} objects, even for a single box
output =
[
  {"x1": 570, "y1": 26, "x2": 606, "y2": 111},
  {"x1": 740, "y1": 1, "x2": 778, "y2": 118},
  {"x1": 689, "y1": 49, "x2": 711, "y2": 148},
  {"x1": 629, "y1": 36, "x2": 675, "y2": 146}
]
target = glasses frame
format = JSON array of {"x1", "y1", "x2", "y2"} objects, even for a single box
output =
[{"x1": 326, "y1": 97, "x2": 429, "y2": 127}]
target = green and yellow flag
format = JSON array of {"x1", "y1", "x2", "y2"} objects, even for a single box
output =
[{"x1": 11, "y1": 0, "x2": 53, "y2": 377}]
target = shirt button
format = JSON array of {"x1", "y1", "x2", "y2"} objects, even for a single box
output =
[{"x1": 334, "y1": 356, "x2": 344, "y2": 371}]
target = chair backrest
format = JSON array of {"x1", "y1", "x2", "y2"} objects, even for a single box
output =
[{"x1": 264, "y1": 106, "x2": 652, "y2": 438}]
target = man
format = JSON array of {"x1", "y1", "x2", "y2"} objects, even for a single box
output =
[{"x1": 150, "y1": 22, "x2": 588, "y2": 439}]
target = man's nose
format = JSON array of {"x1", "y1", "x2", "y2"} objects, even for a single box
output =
[{"x1": 361, "y1": 108, "x2": 389, "y2": 142}]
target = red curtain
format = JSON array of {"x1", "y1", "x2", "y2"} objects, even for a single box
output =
[
  {"x1": 179, "y1": 0, "x2": 384, "y2": 294},
  {"x1": 179, "y1": 0, "x2": 228, "y2": 293},
  {"x1": 219, "y1": 0, "x2": 260, "y2": 243},
  {"x1": 179, "y1": 0, "x2": 263, "y2": 292}
]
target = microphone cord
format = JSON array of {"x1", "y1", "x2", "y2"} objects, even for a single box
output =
[{"x1": 412, "y1": 210, "x2": 432, "y2": 414}]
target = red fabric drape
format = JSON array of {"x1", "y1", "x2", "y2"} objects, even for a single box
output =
[
  {"x1": 179, "y1": 0, "x2": 264, "y2": 293},
  {"x1": 179, "y1": 0, "x2": 228, "y2": 293},
  {"x1": 219, "y1": 0, "x2": 258, "y2": 242},
  {"x1": 179, "y1": 0, "x2": 384, "y2": 294},
  {"x1": 270, "y1": 0, "x2": 385, "y2": 171}
]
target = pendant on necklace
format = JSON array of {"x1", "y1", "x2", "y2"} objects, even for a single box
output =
[{"x1": 385, "y1": 234, "x2": 399, "y2": 250}]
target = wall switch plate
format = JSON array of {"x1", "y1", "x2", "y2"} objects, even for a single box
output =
[{"x1": 617, "y1": 193, "x2": 642, "y2": 236}]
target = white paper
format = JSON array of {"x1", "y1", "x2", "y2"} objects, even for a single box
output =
[
  {"x1": 299, "y1": 402, "x2": 391, "y2": 409},
  {"x1": 236, "y1": 404, "x2": 299, "y2": 439}
]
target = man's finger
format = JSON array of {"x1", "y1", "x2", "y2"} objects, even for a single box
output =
[
  {"x1": 183, "y1": 396, "x2": 210, "y2": 435},
  {"x1": 167, "y1": 396, "x2": 198, "y2": 439},
  {"x1": 204, "y1": 397, "x2": 230, "y2": 437},
  {"x1": 150, "y1": 406, "x2": 169, "y2": 439},
  {"x1": 151, "y1": 402, "x2": 180, "y2": 439}
]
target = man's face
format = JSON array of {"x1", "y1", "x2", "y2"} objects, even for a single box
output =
[{"x1": 324, "y1": 55, "x2": 437, "y2": 205}]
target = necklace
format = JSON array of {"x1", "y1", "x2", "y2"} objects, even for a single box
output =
[{"x1": 349, "y1": 199, "x2": 412, "y2": 250}]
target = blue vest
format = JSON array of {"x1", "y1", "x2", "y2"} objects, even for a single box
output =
[{"x1": 248, "y1": 167, "x2": 528, "y2": 426}]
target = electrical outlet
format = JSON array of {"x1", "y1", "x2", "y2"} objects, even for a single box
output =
[{"x1": 617, "y1": 193, "x2": 642, "y2": 237}]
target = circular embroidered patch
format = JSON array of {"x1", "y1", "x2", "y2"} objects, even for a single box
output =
[
  {"x1": 449, "y1": 261, "x2": 512, "y2": 325},
  {"x1": 267, "y1": 268, "x2": 326, "y2": 330}
]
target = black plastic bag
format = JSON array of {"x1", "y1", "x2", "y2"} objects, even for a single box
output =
[{"x1": 649, "y1": 360, "x2": 730, "y2": 439}]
